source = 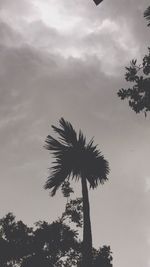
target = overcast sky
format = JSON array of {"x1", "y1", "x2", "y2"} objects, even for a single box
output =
[{"x1": 0, "y1": 0, "x2": 150, "y2": 267}]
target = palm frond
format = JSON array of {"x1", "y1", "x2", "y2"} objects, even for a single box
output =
[
  {"x1": 44, "y1": 135, "x2": 65, "y2": 152},
  {"x1": 78, "y1": 130, "x2": 86, "y2": 147},
  {"x1": 52, "y1": 118, "x2": 77, "y2": 146},
  {"x1": 83, "y1": 140, "x2": 109, "y2": 188},
  {"x1": 44, "y1": 168, "x2": 69, "y2": 196}
]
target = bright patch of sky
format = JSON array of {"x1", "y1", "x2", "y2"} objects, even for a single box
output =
[
  {"x1": 145, "y1": 176, "x2": 150, "y2": 192},
  {"x1": 33, "y1": 0, "x2": 82, "y2": 33}
]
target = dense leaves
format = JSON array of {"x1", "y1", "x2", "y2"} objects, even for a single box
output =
[
  {"x1": 93, "y1": 246, "x2": 113, "y2": 267},
  {"x1": 0, "y1": 213, "x2": 80, "y2": 267},
  {"x1": 144, "y1": 6, "x2": 150, "y2": 27},
  {"x1": 0, "y1": 213, "x2": 33, "y2": 266},
  {"x1": 61, "y1": 180, "x2": 74, "y2": 198},
  {"x1": 118, "y1": 51, "x2": 150, "y2": 116},
  {"x1": 118, "y1": 7, "x2": 150, "y2": 116},
  {"x1": 61, "y1": 198, "x2": 83, "y2": 228},
  {"x1": 0, "y1": 199, "x2": 113, "y2": 267}
]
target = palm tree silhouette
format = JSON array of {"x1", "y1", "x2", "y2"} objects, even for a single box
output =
[{"x1": 44, "y1": 118, "x2": 109, "y2": 267}]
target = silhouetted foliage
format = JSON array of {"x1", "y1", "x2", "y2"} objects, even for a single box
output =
[
  {"x1": 0, "y1": 203, "x2": 113, "y2": 267},
  {"x1": 44, "y1": 118, "x2": 109, "y2": 267},
  {"x1": 61, "y1": 180, "x2": 74, "y2": 199},
  {"x1": 0, "y1": 213, "x2": 33, "y2": 266},
  {"x1": 0, "y1": 212, "x2": 80, "y2": 267},
  {"x1": 61, "y1": 198, "x2": 83, "y2": 228},
  {"x1": 118, "y1": 7, "x2": 150, "y2": 116},
  {"x1": 144, "y1": 6, "x2": 150, "y2": 27},
  {"x1": 93, "y1": 246, "x2": 113, "y2": 267},
  {"x1": 45, "y1": 118, "x2": 109, "y2": 194},
  {"x1": 33, "y1": 220, "x2": 80, "y2": 267}
]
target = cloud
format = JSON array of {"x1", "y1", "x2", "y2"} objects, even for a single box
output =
[
  {"x1": 0, "y1": 21, "x2": 23, "y2": 47},
  {"x1": 0, "y1": 0, "x2": 147, "y2": 76}
]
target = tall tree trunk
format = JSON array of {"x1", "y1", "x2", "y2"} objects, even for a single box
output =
[{"x1": 81, "y1": 176, "x2": 93, "y2": 267}]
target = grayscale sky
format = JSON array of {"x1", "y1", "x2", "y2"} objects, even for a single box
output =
[{"x1": 0, "y1": 0, "x2": 150, "y2": 267}]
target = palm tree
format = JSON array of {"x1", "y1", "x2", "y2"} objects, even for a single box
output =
[{"x1": 44, "y1": 118, "x2": 109, "y2": 267}]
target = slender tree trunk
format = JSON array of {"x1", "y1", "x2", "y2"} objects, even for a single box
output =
[{"x1": 81, "y1": 176, "x2": 93, "y2": 267}]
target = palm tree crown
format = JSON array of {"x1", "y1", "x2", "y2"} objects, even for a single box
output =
[{"x1": 44, "y1": 118, "x2": 109, "y2": 196}]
